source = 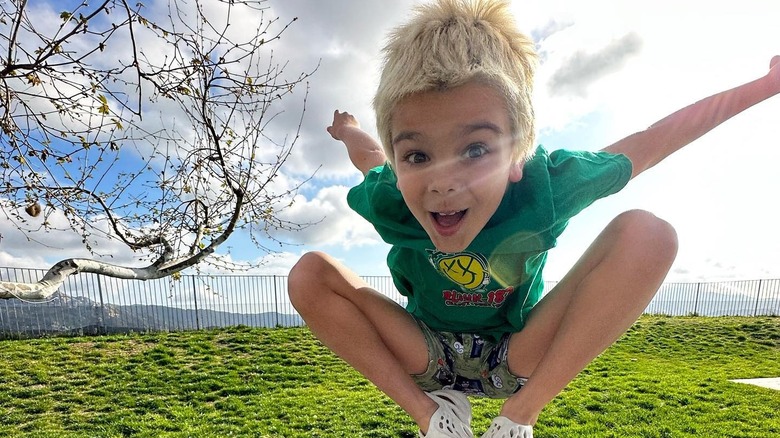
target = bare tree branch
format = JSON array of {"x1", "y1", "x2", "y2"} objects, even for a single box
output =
[{"x1": 0, "y1": 0, "x2": 317, "y2": 300}]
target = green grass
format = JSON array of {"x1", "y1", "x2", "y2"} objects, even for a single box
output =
[{"x1": 0, "y1": 316, "x2": 777, "y2": 437}]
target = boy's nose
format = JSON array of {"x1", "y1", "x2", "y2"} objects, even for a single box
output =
[{"x1": 427, "y1": 160, "x2": 463, "y2": 194}]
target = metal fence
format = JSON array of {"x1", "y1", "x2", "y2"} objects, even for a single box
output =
[{"x1": 1, "y1": 266, "x2": 778, "y2": 339}]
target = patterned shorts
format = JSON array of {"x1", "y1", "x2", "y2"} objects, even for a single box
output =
[{"x1": 411, "y1": 319, "x2": 527, "y2": 399}]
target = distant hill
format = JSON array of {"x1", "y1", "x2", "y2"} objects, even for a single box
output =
[
  {"x1": 1, "y1": 286, "x2": 777, "y2": 339},
  {"x1": 0, "y1": 294, "x2": 303, "y2": 339},
  {"x1": 647, "y1": 288, "x2": 778, "y2": 316}
]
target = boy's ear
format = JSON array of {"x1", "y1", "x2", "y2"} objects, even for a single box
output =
[{"x1": 508, "y1": 161, "x2": 523, "y2": 182}]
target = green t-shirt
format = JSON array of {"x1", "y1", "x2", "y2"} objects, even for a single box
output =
[{"x1": 347, "y1": 146, "x2": 632, "y2": 341}]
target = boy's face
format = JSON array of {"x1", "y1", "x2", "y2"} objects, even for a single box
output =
[{"x1": 391, "y1": 82, "x2": 523, "y2": 253}]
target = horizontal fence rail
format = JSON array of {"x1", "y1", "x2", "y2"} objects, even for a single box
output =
[{"x1": 0, "y1": 267, "x2": 778, "y2": 339}]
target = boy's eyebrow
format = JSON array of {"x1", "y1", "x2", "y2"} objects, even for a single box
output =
[
  {"x1": 460, "y1": 121, "x2": 504, "y2": 137},
  {"x1": 391, "y1": 121, "x2": 504, "y2": 146},
  {"x1": 391, "y1": 131, "x2": 420, "y2": 146}
]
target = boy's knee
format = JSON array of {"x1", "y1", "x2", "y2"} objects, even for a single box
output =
[
  {"x1": 288, "y1": 251, "x2": 331, "y2": 301},
  {"x1": 613, "y1": 209, "x2": 678, "y2": 260}
]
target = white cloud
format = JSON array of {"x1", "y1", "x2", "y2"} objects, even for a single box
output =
[
  {"x1": 0, "y1": 203, "x2": 144, "y2": 270},
  {"x1": 6, "y1": 0, "x2": 780, "y2": 284},
  {"x1": 276, "y1": 185, "x2": 382, "y2": 248}
]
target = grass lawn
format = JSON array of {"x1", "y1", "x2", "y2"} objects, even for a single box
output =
[{"x1": 0, "y1": 316, "x2": 777, "y2": 437}]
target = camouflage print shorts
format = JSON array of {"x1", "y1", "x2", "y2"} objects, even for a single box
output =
[{"x1": 410, "y1": 319, "x2": 528, "y2": 399}]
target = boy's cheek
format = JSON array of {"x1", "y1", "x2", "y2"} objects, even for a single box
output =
[
  {"x1": 394, "y1": 178, "x2": 415, "y2": 209},
  {"x1": 395, "y1": 174, "x2": 413, "y2": 196},
  {"x1": 394, "y1": 171, "x2": 404, "y2": 191}
]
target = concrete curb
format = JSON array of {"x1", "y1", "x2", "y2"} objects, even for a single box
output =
[{"x1": 730, "y1": 378, "x2": 780, "y2": 390}]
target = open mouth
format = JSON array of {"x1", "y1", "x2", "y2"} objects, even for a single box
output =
[{"x1": 431, "y1": 210, "x2": 467, "y2": 231}]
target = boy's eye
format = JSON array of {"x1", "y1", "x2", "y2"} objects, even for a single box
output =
[
  {"x1": 402, "y1": 151, "x2": 428, "y2": 164},
  {"x1": 465, "y1": 143, "x2": 488, "y2": 159}
]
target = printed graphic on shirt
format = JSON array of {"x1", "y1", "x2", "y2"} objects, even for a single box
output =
[
  {"x1": 442, "y1": 286, "x2": 514, "y2": 308},
  {"x1": 428, "y1": 249, "x2": 515, "y2": 308},
  {"x1": 427, "y1": 250, "x2": 491, "y2": 291}
]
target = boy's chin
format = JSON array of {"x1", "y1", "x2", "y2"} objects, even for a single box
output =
[{"x1": 430, "y1": 237, "x2": 473, "y2": 254}]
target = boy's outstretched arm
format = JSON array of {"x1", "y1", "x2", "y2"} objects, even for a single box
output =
[
  {"x1": 604, "y1": 56, "x2": 780, "y2": 179},
  {"x1": 327, "y1": 110, "x2": 388, "y2": 175}
]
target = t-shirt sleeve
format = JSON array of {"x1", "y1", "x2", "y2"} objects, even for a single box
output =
[
  {"x1": 547, "y1": 149, "x2": 633, "y2": 221},
  {"x1": 346, "y1": 164, "x2": 389, "y2": 223},
  {"x1": 347, "y1": 164, "x2": 428, "y2": 246}
]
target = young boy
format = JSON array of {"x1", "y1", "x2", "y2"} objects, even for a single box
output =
[{"x1": 288, "y1": 1, "x2": 780, "y2": 437}]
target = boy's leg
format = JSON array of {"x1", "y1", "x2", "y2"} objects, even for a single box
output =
[
  {"x1": 500, "y1": 210, "x2": 678, "y2": 425},
  {"x1": 287, "y1": 251, "x2": 439, "y2": 431}
]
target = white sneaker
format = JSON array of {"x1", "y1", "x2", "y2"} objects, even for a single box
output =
[
  {"x1": 419, "y1": 390, "x2": 474, "y2": 438},
  {"x1": 480, "y1": 416, "x2": 533, "y2": 438}
]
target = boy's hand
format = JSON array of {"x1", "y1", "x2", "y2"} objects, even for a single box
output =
[
  {"x1": 768, "y1": 55, "x2": 780, "y2": 92},
  {"x1": 326, "y1": 109, "x2": 387, "y2": 175},
  {"x1": 327, "y1": 110, "x2": 360, "y2": 141}
]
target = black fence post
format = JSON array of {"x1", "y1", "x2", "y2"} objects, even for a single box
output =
[
  {"x1": 192, "y1": 275, "x2": 201, "y2": 330},
  {"x1": 97, "y1": 276, "x2": 106, "y2": 335},
  {"x1": 273, "y1": 275, "x2": 279, "y2": 327},
  {"x1": 753, "y1": 279, "x2": 763, "y2": 317}
]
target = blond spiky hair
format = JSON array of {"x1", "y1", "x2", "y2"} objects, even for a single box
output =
[{"x1": 374, "y1": 0, "x2": 538, "y2": 167}]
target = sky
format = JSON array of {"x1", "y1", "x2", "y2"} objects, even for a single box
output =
[{"x1": 2, "y1": 0, "x2": 780, "y2": 284}]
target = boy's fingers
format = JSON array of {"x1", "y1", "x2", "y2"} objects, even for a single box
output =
[{"x1": 771, "y1": 55, "x2": 780, "y2": 69}]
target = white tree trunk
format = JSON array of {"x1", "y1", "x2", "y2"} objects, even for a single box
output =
[{"x1": 0, "y1": 258, "x2": 173, "y2": 301}]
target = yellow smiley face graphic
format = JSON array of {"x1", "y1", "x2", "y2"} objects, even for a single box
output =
[{"x1": 435, "y1": 252, "x2": 490, "y2": 290}]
